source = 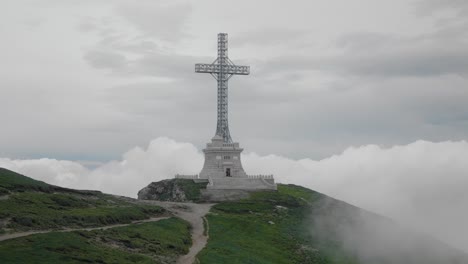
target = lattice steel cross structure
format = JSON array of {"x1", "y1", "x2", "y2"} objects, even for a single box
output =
[{"x1": 195, "y1": 33, "x2": 250, "y2": 143}]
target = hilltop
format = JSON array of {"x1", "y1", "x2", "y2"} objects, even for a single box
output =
[
  {"x1": 143, "y1": 178, "x2": 468, "y2": 264},
  {"x1": 195, "y1": 184, "x2": 468, "y2": 263},
  {"x1": 1, "y1": 168, "x2": 467, "y2": 263}
]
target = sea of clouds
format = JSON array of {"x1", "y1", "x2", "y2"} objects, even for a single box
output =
[{"x1": 1, "y1": 137, "x2": 468, "y2": 253}]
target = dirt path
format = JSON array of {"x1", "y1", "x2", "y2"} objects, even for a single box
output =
[
  {"x1": 0, "y1": 216, "x2": 170, "y2": 242},
  {"x1": 140, "y1": 201, "x2": 215, "y2": 264},
  {"x1": 1, "y1": 200, "x2": 215, "y2": 264}
]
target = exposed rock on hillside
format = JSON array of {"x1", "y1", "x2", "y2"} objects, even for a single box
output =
[{"x1": 138, "y1": 179, "x2": 207, "y2": 202}]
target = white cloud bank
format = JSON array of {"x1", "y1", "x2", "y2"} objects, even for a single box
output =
[
  {"x1": 0, "y1": 137, "x2": 202, "y2": 198},
  {"x1": 1, "y1": 137, "x2": 468, "y2": 253}
]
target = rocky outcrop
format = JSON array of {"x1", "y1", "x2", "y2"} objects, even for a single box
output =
[
  {"x1": 138, "y1": 178, "x2": 274, "y2": 202},
  {"x1": 138, "y1": 179, "x2": 207, "y2": 202}
]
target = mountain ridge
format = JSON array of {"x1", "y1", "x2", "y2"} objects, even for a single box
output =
[{"x1": 1, "y1": 168, "x2": 467, "y2": 263}]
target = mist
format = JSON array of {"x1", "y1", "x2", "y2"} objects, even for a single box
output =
[
  {"x1": 310, "y1": 197, "x2": 467, "y2": 263},
  {"x1": 1, "y1": 137, "x2": 468, "y2": 254}
]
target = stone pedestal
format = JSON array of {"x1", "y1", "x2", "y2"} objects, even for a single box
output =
[
  {"x1": 176, "y1": 135, "x2": 276, "y2": 192},
  {"x1": 199, "y1": 135, "x2": 247, "y2": 179}
]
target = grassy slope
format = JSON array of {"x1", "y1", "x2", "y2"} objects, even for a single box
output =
[
  {"x1": 0, "y1": 168, "x2": 164, "y2": 233},
  {"x1": 0, "y1": 217, "x2": 191, "y2": 264},
  {"x1": 0, "y1": 168, "x2": 192, "y2": 263},
  {"x1": 0, "y1": 167, "x2": 51, "y2": 194},
  {"x1": 197, "y1": 184, "x2": 353, "y2": 264},
  {"x1": 197, "y1": 184, "x2": 468, "y2": 264},
  {"x1": 3, "y1": 169, "x2": 468, "y2": 264}
]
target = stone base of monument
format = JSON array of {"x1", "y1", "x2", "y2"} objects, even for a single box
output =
[
  {"x1": 200, "y1": 189, "x2": 275, "y2": 202},
  {"x1": 194, "y1": 135, "x2": 277, "y2": 190},
  {"x1": 198, "y1": 135, "x2": 248, "y2": 179},
  {"x1": 175, "y1": 136, "x2": 277, "y2": 201},
  {"x1": 174, "y1": 176, "x2": 277, "y2": 202},
  {"x1": 201, "y1": 178, "x2": 276, "y2": 201},
  {"x1": 206, "y1": 177, "x2": 276, "y2": 190}
]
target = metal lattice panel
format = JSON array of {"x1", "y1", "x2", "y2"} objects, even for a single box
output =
[{"x1": 195, "y1": 33, "x2": 250, "y2": 143}]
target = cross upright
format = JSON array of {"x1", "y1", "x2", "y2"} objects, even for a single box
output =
[{"x1": 195, "y1": 33, "x2": 250, "y2": 143}]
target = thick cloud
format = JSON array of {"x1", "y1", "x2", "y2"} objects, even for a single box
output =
[
  {"x1": 2, "y1": 137, "x2": 468, "y2": 253},
  {"x1": 415, "y1": 0, "x2": 468, "y2": 17},
  {"x1": 117, "y1": 1, "x2": 192, "y2": 42},
  {"x1": 233, "y1": 28, "x2": 309, "y2": 48},
  {"x1": 0, "y1": 138, "x2": 202, "y2": 197},
  {"x1": 0, "y1": 158, "x2": 89, "y2": 188},
  {"x1": 243, "y1": 140, "x2": 468, "y2": 252},
  {"x1": 2, "y1": 0, "x2": 468, "y2": 254},
  {"x1": 2, "y1": 0, "x2": 468, "y2": 162},
  {"x1": 84, "y1": 50, "x2": 127, "y2": 70},
  {"x1": 253, "y1": 139, "x2": 468, "y2": 254},
  {"x1": 261, "y1": 31, "x2": 468, "y2": 77}
]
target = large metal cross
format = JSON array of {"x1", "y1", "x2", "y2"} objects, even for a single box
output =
[{"x1": 195, "y1": 33, "x2": 250, "y2": 143}]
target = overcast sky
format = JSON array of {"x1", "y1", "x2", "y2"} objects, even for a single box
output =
[
  {"x1": 1, "y1": 0, "x2": 467, "y2": 161},
  {"x1": 2, "y1": 0, "x2": 468, "y2": 255}
]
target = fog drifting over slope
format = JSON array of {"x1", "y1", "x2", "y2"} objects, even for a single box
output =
[
  {"x1": 311, "y1": 197, "x2": 467, "y2": 264},
  {"x1": 1, "y1": 137, "x2": 468, "y2": 253}
]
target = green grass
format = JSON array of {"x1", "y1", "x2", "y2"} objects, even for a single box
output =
[
  {"x1": 0, "y1": 168, "x2": 51, "y2": 193},
  {"x1": 174, "y1": 179, "x2": 207, "y2": 202},
  {"x1": 3, "y1": 169, "x2": 467, "y2": 263},
  {"x1": 197, "y1": 184, "x2": 359, "y2": 264},
  {"x1": 198, "y1": 184, "x2": 468, "y2": 264},
  {"x1": 0, "y1": 192, "x2": 164, "y2": 232},
  {"x1": 0, "y1": 168, "x2": 165, "y2": 232},
  {"x1": 0, "y1": 168, "x2": 191, "y2": 263},
  {"x1": 0, "y1": 217, "x2": 191, "y2": 264},
  {"x1": 277, "y1": 184, "x2": 322, "y2": 202},
  {"x1": 0, "y1": 187, "x2": 10, "y2": 196},
  {"x1": 145, "y1": 179, "x2": 207, "y2": 202}
]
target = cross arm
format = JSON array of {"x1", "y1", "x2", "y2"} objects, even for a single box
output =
[{"x1": 195, "y1": 63, "x2": 250, "y2": 75}]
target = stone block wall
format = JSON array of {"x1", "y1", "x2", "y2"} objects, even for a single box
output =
[{"x1": 199, "y1": 137, "x2": 247, "y2": 179}]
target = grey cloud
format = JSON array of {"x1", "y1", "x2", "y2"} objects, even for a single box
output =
[
  {"x1": 102, "y1": 78, "x2": 212, "y2": 116},
  {"x1": 116, "y1": 40, "x2": 160, "y2": 53},
  {"x1": 117, "y1": 1, "x2": 192, "y2": 42},
  {"x1": 332, "y1": 46, "x2": 468, "y2": 77},
  {"x1": 83, "y1": 34, "x2": 220, "y2": 80},
  {"x1": 77, "y1": 18, "x2": 99, "y2": 33},
  {"x1": 415, "y1": 0, "x2": 468, "y2": 17},
  {"x1": 84, "y1": 50, "x2": 127, "y2": 69},
  {"x1": 311, "y1": 197, "x2": 468, "y2": 263},
  {"x1": 83, "y1": 49, "x2": 209, "y2": 79},
  {"x1": 335, "y1": 32, "x2": 396, "y2": 51},
  {"x1": 244, "y1": 140, "x2": 468, "y2": 253},
  {"x1": 133, "y1": 53, "x2": 199, "y2": 78},
  {"x1": 75, "y1": 20, "x2": 468, "y2": 161},
  {"x1": 84, "y1": 44, "x2": 468, "y2": 159},
  {"x1": 261, "y1": 31, "x2": 468, "y2": 78},
  {"x1": 233, "y1": 28, "x2": 309, "y2": 47},
  {"x1": 5, "y1": 0, "x2": 468, "y2": 164}
]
